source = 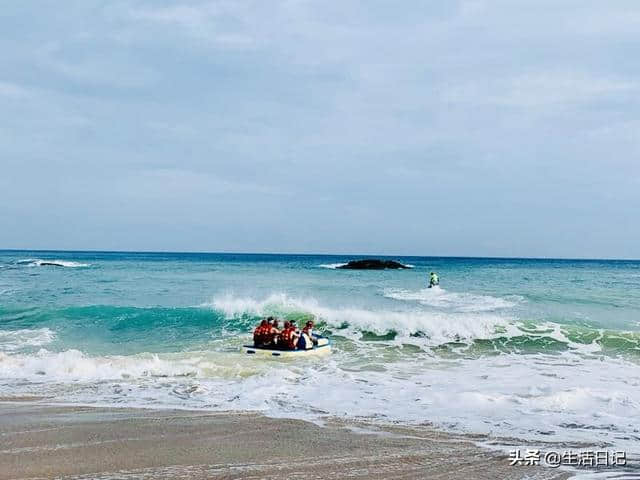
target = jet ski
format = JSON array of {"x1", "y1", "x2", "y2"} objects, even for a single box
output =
[{"x1": 242, "y1": 336, "x2": 331, "y2": 358}]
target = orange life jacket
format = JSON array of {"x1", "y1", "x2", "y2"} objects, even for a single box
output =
[
  {"x1": 279, "y1": 327, "x2": 297, "y2": 349},
  {"x1": 253, "y1": 324, "x2": 269, "y2": 345},
  {"x1": 266, "y1": 327, "x2": 279, "y2": 344}
]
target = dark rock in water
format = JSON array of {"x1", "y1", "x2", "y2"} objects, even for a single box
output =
[{"x1": 337, "y1": 259, "x2": 411, "y2": 270}]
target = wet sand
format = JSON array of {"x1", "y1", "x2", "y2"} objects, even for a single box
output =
[{"x1": 0, "y1": 402, "x2": 569, "y2": 480}]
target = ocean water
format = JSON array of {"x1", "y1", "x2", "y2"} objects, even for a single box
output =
[{"x1": 1, "y1": 251, "x2": 639, "y2": 463}]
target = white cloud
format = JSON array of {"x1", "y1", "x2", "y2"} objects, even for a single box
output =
[
  {"x1": 146, "y1": 121, "x2": 198, "y2": 137},
  {"x1": 570, "y1": 9, "x2": 640, "y2": 35},
  {"x1": 459, "y1": 0, "x2": 486, "y2": 17},
  {"x1": 33, "y1": 42, "x2": 158, "y2": 90},
  {"x1": 2, "y1": 0, "x2": 640, "y2": 255},
  {"x1": 443, "y1": 71, "x2": 638, "y2": 109},
  {"x1": 506, "y1": 72, "x2": 637, "y2": 106},
  {"x1": 129, "y1": 3, "x2": 256, "y2": 48},
  {"x1": 0, "y1": 81, "x2": 32, "y2": 98},
  {"x1": 118, "y1": 168, "x2": 286, "y2": 198},
  {"x1": 131, "y1": 5, "x2": 210, "y2": 26}
]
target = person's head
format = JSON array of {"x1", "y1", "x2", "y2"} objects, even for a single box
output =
[
  {"x1": 260, "y1": 319, "x2": 268, "y2": 326},
  {"x1": 284, "y1": 321, "x2": 291, "y2": 329},
  {"x1": 306, "y1": 321, "x2": 314, "y2": 328},
  {"x1": 430, "y1": 272, "x2": 434, "y2": 275},
  {"x1": 290, "y1": 320, "x2": 296, "y2": 328},
  {"x1": 267, "y1": 316, "x2": 274, "y2": 324},
  {"x1": 273, "y1": 319, "x2": 279, "y2": 328}
]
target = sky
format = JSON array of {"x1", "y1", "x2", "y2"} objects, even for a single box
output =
[{"x1": 1, "y1": 1, "x2": 639, "y2": 258}]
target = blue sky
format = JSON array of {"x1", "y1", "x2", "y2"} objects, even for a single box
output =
[{"x1": 1, "y1": 1, "x2": 639, "y2": 257}]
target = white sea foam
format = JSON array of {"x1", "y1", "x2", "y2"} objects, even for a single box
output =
[
  {"x1": 17, "y1": 259, "x2": 90, "y2": 268},
  {"x1": 208, "y1": 292, "x2": 613, "y2": 357},
  {"x1": 0, "y1": 328, "x2": 56, "y2": 352},
  {"x1": 0, "y1": 298, "x2": 635, "y2": 454},
  {"x1": 1, "y1": 347, "x2": 638, "y2": 457},
  {"x1": 209, "y1": 293, "x2": 515, "y2": 345},
  {"x1": 0, "y1": 347, "x2": 277, "y2": 383},
  {"x1": 0, "y1": 350, "x2": 199, "y2": 381},
  {"x1": 383, "y1": 286, "x2": 520, "y2": 312}
]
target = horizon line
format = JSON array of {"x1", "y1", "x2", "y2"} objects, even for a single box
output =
[{"x1": 0, "y1": 247, "x2": 638, "y2": 262}]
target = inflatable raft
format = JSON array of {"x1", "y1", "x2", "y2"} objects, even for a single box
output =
[{"x1": 242, "y1": 337, "x2": 331, "y2": 358}]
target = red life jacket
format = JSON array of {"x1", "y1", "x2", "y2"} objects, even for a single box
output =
[
  {"x1": 266, "y1": 327, "x2": 279, "y2": 344},
  {"x1": 254, "y1": 324, "x2": 269, "y2": 344},
  {"x1": 279, "y1": 327, "x2": 297, "y2": 349}
]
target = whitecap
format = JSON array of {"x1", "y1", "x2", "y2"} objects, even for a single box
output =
[
  {"x1": 0, "y1": 328, "x2": 56, "y2": 352},
  {"x1": 383, "y1": 287, "x2": 520, "y2": 312},
  {"x1": 17, "y1": 259, "x2": 90, "y2": 268},
  {"x1": 0, "y1": 349, "x2": 266, "y2": 382},
  {"x1": 207, "y1": 292, "x2": 514, "y2": 346}
]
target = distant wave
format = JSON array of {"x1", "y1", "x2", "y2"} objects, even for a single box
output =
[
  {"x1": 16, "y1": 258, "x2": 90, "y2": 268},
  {"x1": 318, "y1": 263, "x2": 348, "y2": 269},
  {"x1": 383, "y1": 287, "x2": 521, "y2": 312}
]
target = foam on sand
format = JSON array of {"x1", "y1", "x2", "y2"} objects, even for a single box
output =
[
  {"x1": 0, "y1": 348, "x2": 271, "y2": 382},
  {"x1": 1, "y1": 346, "x2": 639, "y2": 457}
]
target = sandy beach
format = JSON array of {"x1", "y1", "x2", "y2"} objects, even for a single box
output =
[{"x1": 0, "y1": 402, "x2": 570, "y2": 480}]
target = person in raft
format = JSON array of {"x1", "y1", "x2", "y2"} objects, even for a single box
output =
[
  {"x1": 254, "y1": 319, "x2": 317, "y2": 350},
  {"x1": 297, "y1": 320, "x2": 316, "y2": 349},
  {"x1": 253, "y1": 319, "x2": 270, "y2": 347},
  {"x1": 272, "y1": 320, "x2": 302, "y2": 350},
  {"x1": 253, "y1": 317, "x2": 281, "y2": 347},
  {"x1": 265, "y1": 317, "x2": 280, "y2": 346}
]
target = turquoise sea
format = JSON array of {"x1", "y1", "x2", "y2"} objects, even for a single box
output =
[{"x1": 1, "y1": 250, "x2": 639, "y2": 466}]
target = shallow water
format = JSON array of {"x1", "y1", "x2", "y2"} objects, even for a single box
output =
[{"x1": 1, "y1": 250, "x2": 639, "y2": 459}]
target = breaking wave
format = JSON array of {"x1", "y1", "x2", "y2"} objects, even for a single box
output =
[
  {"x1": 0, "y1": 328, "x2": 56, "y2": 352},
  {"x1": 208, "y1": 292, "x2": 515, "y2": 346},
  {"x1": 16, "y1": 258, "x2": 90, "y2": 268},
  {"x1": 0, "y1": 349, "x2": 238, "y2": 381},
  {"x1": 383, "y1": 286, "x2": 521, "y2": 312},
  {"x1": 206, "y1": 293, "x2": 640, "y2": 358}
]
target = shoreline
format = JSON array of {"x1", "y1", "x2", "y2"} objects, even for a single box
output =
[{"x1": 0, "y1": 401, "x2": 571, "y2": 480}]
